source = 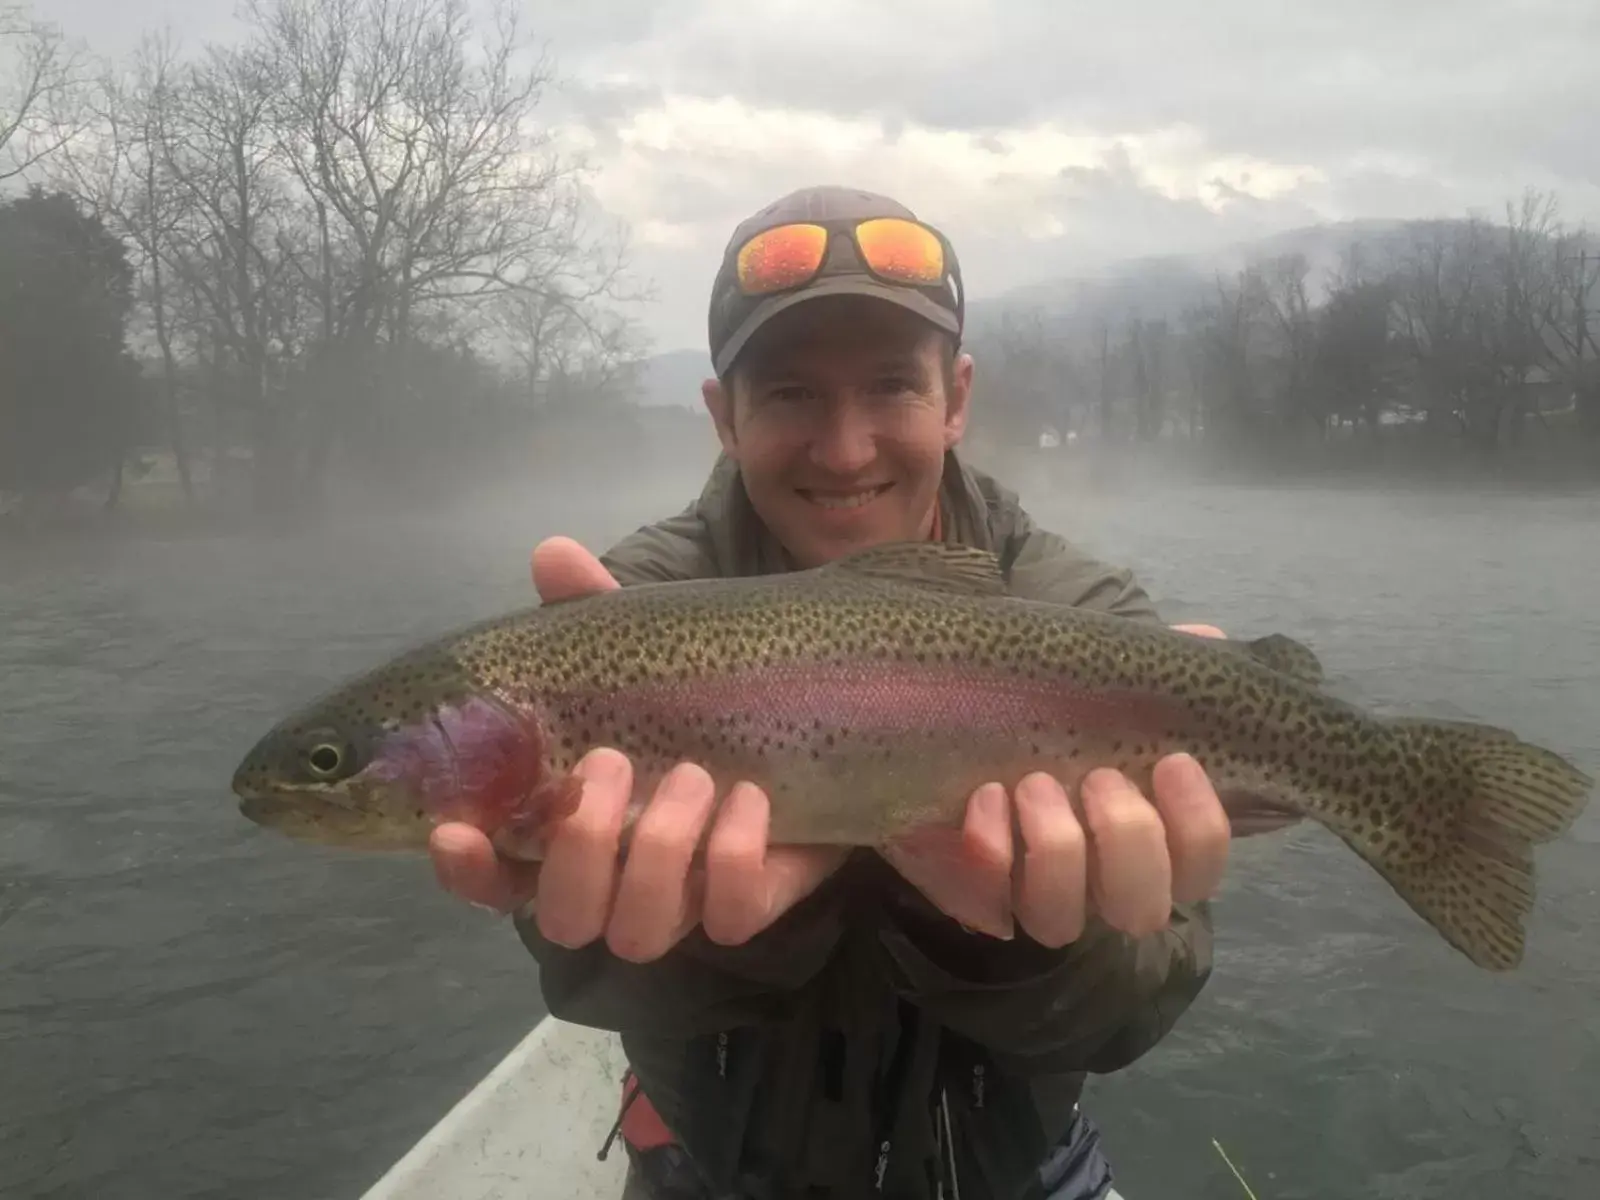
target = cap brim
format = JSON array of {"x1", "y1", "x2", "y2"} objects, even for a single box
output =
[{"x1": 713, "y1": 276, "x2": 961, "y2": 377}]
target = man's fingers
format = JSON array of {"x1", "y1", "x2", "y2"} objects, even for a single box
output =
[
  {"x1": 763, "y1": 845, "x2": 849, "y2": 924},
  {"x1": 1080, "y1": 768, "x2": 1173, "y2": 937},
  {"x1": 430, "y1": 822, "x2": 541, "y2": 913},
  {"x1": 702, "y1": 783, "x2": 846, "y2": 945},
  {"x1": 1171, "y1": 623, "x2": 1227, "y2": 639},
  {"x1": 1012, "y1": 772, "x2": 1088, "y2": 948},
  {"x1": 702, "y1": 781, "x2": 774, "y2": 945},
  {"x1": 532, "y1": 536, "x2": 620, "y2": 603},
  {"x1": 961, "y1": 781, "x2": 1014, "y2": 876},
  {"x1": 606, "y1": 762, "x2": 718, "y2": 962},
  {"x1": 533, "y1": 748, "x2": 631, "y2": 948},
  {"x1": 1149, "y1": 753, "x2": 1232, "y2": 904}
]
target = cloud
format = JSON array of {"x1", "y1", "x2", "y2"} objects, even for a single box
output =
[
  {"x1": 568, "y1": 92, "x2": 1350, "y2": 349},
  {"x1": 39, "y1": 0, "x2": 1600, "y2": 353},
  {"x1": 567, "y1": 0, "x2": 1599, "y2": 183},
  {"x1": 539, "y1": 0, "x2": 1598, "y2": 350}
]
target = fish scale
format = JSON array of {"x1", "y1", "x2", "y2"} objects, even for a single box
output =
[
  {"x1": 477, "y1": 577, "x2": 1387, "y2": 842},
  {"x1": 232, "y1": 541, "x2": 1593, "y2": 972}
]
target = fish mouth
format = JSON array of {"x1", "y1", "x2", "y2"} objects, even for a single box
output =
[
  {"x1": 233, "y1": 775, "x2": 427, "y2": 850},
  {"x1": 235, "y1": 781, "x2": 354, "y2": 829}
]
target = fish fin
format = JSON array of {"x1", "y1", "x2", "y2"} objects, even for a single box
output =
[
  {"x1": 1389, "y1": 718, "x2": 1593, "y2": 843},
  {"x1": 491, "y1": 774, "x2": 585, "y2": 861},
  {"x1": 1366, "y1": 720, "x2": 1592, "y2": 971},
  {"x1": 825, "y1": 542, "x2": 1009, "y2": 597},
  {"x1": 1217, "y1": 632, "x2": 1324, "y2": 685},
  {"x1": 1217, "y1": 791, "x2": 1306, "y2": 838},
  {"x1": 879, "y1": 826, "x2": 1016, "y2": 939}
]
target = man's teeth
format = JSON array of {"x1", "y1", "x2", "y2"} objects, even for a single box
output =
[{"x1": 808, "y1": 488, "x2": 884, "y2": 510}]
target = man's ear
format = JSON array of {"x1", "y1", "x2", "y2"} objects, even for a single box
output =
[
  {"x1": 703, "y1": 376, "x2": 738, "y2": 455},
  {"x1": 944, "y1": 351, "x2": 974, "y2": 448}
]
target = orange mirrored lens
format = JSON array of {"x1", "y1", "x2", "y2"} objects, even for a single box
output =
[
  {"x1": 855, "y1": 218, "x2": 944, "y2": 285},
  {"x1": 735, "y1": 223, "x2": 828, "y2": 295}
]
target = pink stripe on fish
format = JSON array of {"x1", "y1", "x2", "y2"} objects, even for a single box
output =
[{"x1": 557, "y1": 661, "x2": 1190, "y2": 740}]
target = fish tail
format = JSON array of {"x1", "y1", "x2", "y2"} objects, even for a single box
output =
[{"x1": 1372, "y1": 718, "x2": 1592, "y2": 971}]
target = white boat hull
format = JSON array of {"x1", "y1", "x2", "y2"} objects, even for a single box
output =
[
  {"x1": 361, "y1": 1016, "x2": 1128, "y2": 1199},
  {"x1": 361, "y1": 1017, "x2": 631, "y2": 1200}
]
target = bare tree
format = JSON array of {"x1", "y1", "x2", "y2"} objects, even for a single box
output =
[
  {"x1": 962, "y1": 308, "x2": 1084, "y2": 448},
  {"x1": 53, "y1": 30, "x2": 199, "y2": 500},
  {"x1": 1386, "y1": 197, "x2": 1569, "y2": 457},
  {"x1": 1124, "y1": 315, "x2": 1172, "y2": 441},
  {"x1": 1388, "y1": 220, "x2": 1492, "y2": 442},
  {"x1": 1181, "y1": 267, "x2": 1269, "y2": 437},
  {"x1": 1313, "y1": 271, "x2": 1395, "y2": 433},
  {"x1": 1538, "y1": 213, "x2": 1600, "y2": 438},
  {"x1": 225, "y1": 0, "x2": 642, "y2": 494},
  {"x1": 155, "y1": 42, "x2": 300, "y2": 505},
  {"x1": 0, "y1": 2, "x2": 87, "y2": 181},
  {"x1": 497, "y1": 285, "x2": 647, "y2": 407},
  {"x1": 247, "y1": 0, "x2": 620, "y2": 343},
  {"x1": 1091, "y1": 314, "x2": 1114, "y2": 439},
  {"x1": 985, "y1": 190, "x2": 1593, "y2": 474},
  {"x1": 1258, "y1": 253, "x2": 1320, "y2": 431},
  {"x1": 1481, "y1": 189, "x2": 1564, "y2": 441}
]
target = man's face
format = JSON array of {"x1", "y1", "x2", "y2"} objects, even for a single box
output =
[{"x1": 702, "y1": 295, "x2": 974, "y2": 569}]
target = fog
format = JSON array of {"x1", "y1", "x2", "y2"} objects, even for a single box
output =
[
  {"x1": 3, "y1": 0, "x2": 1598, "y2": 533},
  {"x1": 3, "y1": 2, "x2": 1599, "y2": 1199}
]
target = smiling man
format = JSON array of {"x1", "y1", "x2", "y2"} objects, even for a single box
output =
[
  {"x1": 429, "y1": 185, "x2": 1238, "y2": 1200},
  {"x1": 709, "y1": 296, "x2": 961, "y2": 565}
]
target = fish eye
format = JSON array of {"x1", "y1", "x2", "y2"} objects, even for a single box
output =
[{"x1": 307, "y1": 743, "x2": 345, "y2": 776}]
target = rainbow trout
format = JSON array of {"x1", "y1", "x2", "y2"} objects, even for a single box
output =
[{"x1": 232, "y1": 542, "x2": 1592, "y2": 971}]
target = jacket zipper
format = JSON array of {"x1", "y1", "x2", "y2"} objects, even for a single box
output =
[{"x1": 938, "y1": 1087, "x2": 961, "y2": 1200}]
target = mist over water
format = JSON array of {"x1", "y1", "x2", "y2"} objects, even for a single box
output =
[
  {"x1": 1016, "y1": 468, "x2": 1600, "y2": 1200},
  {"x1": 5, "y1": 0, "x2": 1596, "y2": 1194},
  {"x1": 2, "y1": 453, "x2": 1597, "y2": 1200}
]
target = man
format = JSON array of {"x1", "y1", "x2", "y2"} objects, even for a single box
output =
[{"x1": 430, "y1": 186, "x2": 1237, "y2": 1199}]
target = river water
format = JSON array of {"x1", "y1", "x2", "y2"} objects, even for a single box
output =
[{"x1": 2, "y1": 458, "x2": 1597, "y2": 1200}]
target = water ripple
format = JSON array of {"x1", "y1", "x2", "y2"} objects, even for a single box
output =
[{"x1": 2, "y1": 475, "x2": 1597, "y2": 1199}]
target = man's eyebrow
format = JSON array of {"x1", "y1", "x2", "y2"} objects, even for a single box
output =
[
  {"x1": 871, "y1": 353, "x2": 931, "y2": 375},
  {"x1": 745, "y1": 361, "x2": 806, "y2": 385}
]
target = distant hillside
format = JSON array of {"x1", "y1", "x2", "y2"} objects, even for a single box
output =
[
  {"x1": 970, "y1": 218, "x2": 1426, "y2": 336},
  {"x1": 629, "y1": 348, "x2": 712, "y2": 408}
]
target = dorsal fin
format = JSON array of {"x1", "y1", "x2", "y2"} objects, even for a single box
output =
[
  {"x1": 822, "y1": 541, "x2": 1009, "y2": 596},
  {"x1": 1240, "y1": 632, "x2": 1324, "y2": 685}
]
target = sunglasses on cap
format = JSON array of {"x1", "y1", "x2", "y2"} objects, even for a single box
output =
[{"x1": 732, "y1": 216, "x2": 962, "y2": 314}]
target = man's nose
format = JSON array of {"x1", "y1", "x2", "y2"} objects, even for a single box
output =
[{"x1": 809, "y1": 401, "x2": 877, "y2": 474}]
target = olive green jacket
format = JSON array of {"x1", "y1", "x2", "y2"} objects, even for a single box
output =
[{"x1": 515, "y1": 452, "x2": 1214, "y2": 1198}]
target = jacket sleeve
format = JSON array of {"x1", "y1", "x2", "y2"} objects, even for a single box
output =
[
  {"x1": 511, "y1": 514, "x2": 846, "y2": 1035},
  {"x1": 593, "y1": 504, "x2": 720, "y2": 584},
  {"x1": 877, "y1": 522, "x2": 1215, "y2": 1072},
  {"x1": 1002, "y1": 525, "x2": 1163, "y2": 623}
]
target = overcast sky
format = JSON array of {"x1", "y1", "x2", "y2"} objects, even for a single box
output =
[{"x1": 37, "y1": 0, "x2": 1600, "y2": 354}]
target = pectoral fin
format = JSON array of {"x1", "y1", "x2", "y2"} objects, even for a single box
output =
[{"x1": 1219, "y1": 791, "x2": 1306, "y2": 838}]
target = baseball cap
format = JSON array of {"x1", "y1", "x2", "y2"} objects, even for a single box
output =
[{"x1": 706, "y1": 185, "x2": 965, "y2": 378}]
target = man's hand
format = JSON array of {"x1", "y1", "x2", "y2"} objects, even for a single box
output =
[
  {"x1": 901, "y1": 623, "x2": 1236, "y2": 949},
  {"x1": 427, "y1": 537, "x2": 847, "y2": 963}
]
